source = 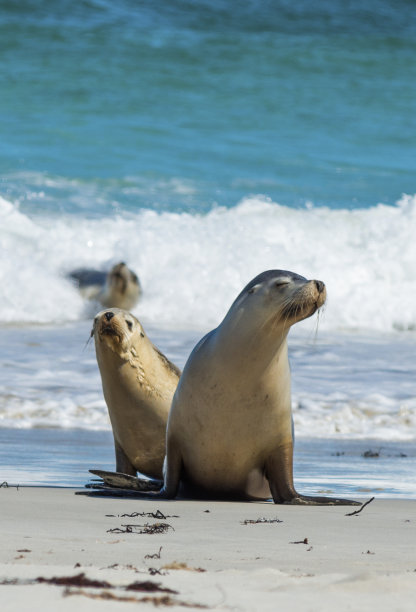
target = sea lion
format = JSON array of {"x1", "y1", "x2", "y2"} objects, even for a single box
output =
[
  {"x1": 70, "y1": 262, "x2": 141, "y2": 310},
  {"x1": 100, "y1": 262, "x2": 142, "y2": 311},
  {"x1": 92, "y1": 308, "x2": 180, "y2": 480},
  {"x1": 90, "y1": 270, "x2": 359, "y2": 505}
]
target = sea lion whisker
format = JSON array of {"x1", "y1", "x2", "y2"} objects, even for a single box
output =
[
  {"x1": 312, "y1": 306, "x2": 324, "y2": 342},
  {"x1": 279, "y1": 295, "x2": 296, "y2": 328},
  {"x1": 83, "y1": 336, "x2": 93, "y2": 351}
]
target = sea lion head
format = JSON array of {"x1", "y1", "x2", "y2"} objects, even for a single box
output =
[
  {"x1": 91, "y1": 308, "x2": 145, "y2": 356},
  {"x1": 99, "y1": 263, "x2": 141, "y2": 311},
  {"x1": 229, "y1": 269, "x2": 326, "y2": 332},
  {"x1": 106, "y1": 262, "x2": 140, "y2": 295}
]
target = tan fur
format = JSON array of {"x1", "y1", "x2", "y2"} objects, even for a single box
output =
[
  {"x1": 92, "y1": 308, "x2": 180, "y2": 480},
  {"x1": 162, "y1": 270, "x2": 329, "y2": 502},
  {"x1": 99, "y1": 262, "x2": 141, "y2": 311}
]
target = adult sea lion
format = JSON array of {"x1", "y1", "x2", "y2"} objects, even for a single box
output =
[
  {"x1": 70, "y1": 262, "x2": 141, "y2": 310},
  {"x1": 92, "y1": 308, "x2": 180, "y2": 480},
  {"x1": 91, "y1": 270, "x2": 359, "y2": 505}
]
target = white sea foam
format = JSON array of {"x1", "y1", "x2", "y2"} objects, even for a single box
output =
[
  {"x1": 1, "y1": 193, "x2": 416, "y2": 332},
  {"x1": 1, "y1": 388, "x2": 413, "y2": 440},
  {"x1": 293, "y1": 392, "x2": 416, "y2": 441}
]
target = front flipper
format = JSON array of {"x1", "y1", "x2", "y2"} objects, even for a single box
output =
[
  {"x1": 114, "y1": 440, "x2": 137, "y2": 476},
  {"x1": 283, "y1": 494, "x2": 361, "y2": 506},
  {"x1": 265, "y1": 443, "x2": 361, "y2": 506}
]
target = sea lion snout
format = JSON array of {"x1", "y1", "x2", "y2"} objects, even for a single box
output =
[
  {"x1": 94, "y1": 309, "x2": 123, "y2": 342},
  {"x1": 313, "y1": 279, "x2": 326, "y2": 306},
  {"x1": 311, "y1": 279, "x2": 326, "y2": 309}
]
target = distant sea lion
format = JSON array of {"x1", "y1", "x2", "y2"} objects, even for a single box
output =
[
  {"x1": 92, "y1": 270, "x2": 359, "y2": 505},
  {"x1": 92, "y1": 308, "x2": 180, "y2": 480},
  {"x1": 70, "y1": 262, "x2": 141, "y2": 310}
]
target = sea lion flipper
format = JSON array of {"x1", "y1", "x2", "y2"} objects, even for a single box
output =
[
  {"x1": 114, "y1": 439, "x2": 137, "y2": 476},
  {"x1": 265, "y1": 445, "x2": 360, "y2": 506},
  {"x1": 89, "y1": 469, "x2": 162, "y2": 491},
  {"x1": 161, "y1": 436, "x2": 183, "y2": 498},
  {"x1": 287, "y1": 495, "x2": 361, "y2": 506},
  {"x1": 265, "y1": 443, "x2": 298, "y2": 504}
]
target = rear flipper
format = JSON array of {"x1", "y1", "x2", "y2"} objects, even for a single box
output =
[
  {"x1": 82, "y1": 438, "x2": 183, "y2": 498},
  {"x1": 283, "y1": 494, "x2": 361, "y2": 506},
  {"x1": 88, "y1": 469, "x2": 162, "y2": 492}
]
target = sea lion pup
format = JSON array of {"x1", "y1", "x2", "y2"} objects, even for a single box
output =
[
  {"x1": 70, "y1": 262, "x2": 141, "y2": 310},
  {"x1": 100, "y1": 270, "x2": 359, "y2": 505},
  {"x1": 92, "y1": 308, "x2": 180, "y2": 480}
]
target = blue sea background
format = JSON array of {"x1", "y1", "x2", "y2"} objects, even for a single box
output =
[{"x1": 1, "y1": 0, "x2": 415, "y2": 497}]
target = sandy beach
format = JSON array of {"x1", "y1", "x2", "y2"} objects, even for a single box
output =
[{"x1": 0, "y1": 487, "x2": 414, "y2": 611}]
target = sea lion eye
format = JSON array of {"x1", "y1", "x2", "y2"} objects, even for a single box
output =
[
  {"x1": 275, "y1": 280, "x2": 289, "y2": 288},
  {"x1": 126, "y1": 320, "x2": 133, "y2": 330}
]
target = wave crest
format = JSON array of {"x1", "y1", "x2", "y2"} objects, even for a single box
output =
[{"x1": 1, "y1": 193, "x2": 415, "y2": 331}]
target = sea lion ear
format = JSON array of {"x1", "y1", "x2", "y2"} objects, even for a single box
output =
[
  {"x1": 133, "y1": 318, "x2": 145, "y2": 337},
  {"x1": 128, "y1": 313, "x2": 144, "y2": 337}
]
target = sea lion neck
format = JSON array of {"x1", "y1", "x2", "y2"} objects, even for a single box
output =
[{"x1": 211, "y1": 318, "x2": 290, "y2": 377}]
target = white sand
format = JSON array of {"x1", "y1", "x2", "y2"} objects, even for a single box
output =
[{"x1": 0, "y1": 487, "x2": 415, "y2": 611}]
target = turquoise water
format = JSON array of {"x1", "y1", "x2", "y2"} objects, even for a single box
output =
[{"x1": 2, "y1": 0, "x2": 416, "y2": 213}]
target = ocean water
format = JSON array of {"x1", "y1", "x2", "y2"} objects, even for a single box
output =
[{"x1": 1, "y1": 1, "x2": 415, "y2": 497}]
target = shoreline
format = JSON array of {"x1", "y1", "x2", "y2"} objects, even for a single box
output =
[
  {"x1": 1, "y1": 487, "x2": 415, "y2": 611},
  {"x1": 1, "y1": 429, "x2": 415, "y2": 499}
]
